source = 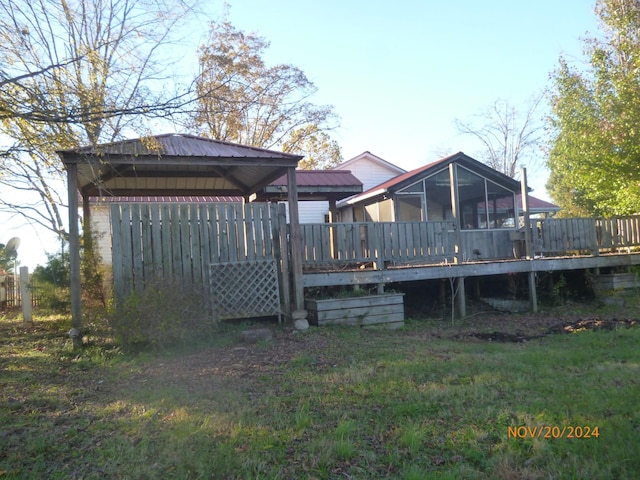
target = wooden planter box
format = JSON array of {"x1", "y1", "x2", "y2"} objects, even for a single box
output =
[
  {"x1": 594, "y1": 273, "x2": 638, "y2": 291},
  {"x1": 305, "y1": 293, "x2": 405, "y2": 329}
]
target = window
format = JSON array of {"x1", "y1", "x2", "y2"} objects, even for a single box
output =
[
  {"x1": 397, "y1": 195, "x2": 422, "y2": 221},
  {"x1": 392, "y1": 164, "x2": 517, "y2": 229},
  {"x1": 456, "y1": 167, "x2": 486, "y2": 229},
  {"x1": 424, "y1": 169, "x2": 451, "y2": 222},
  {"x1": 486, "y1": 181, "x2": 515, "y2": 228}
]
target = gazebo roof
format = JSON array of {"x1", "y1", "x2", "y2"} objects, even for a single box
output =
[{"x1": 57, "y1": 133, "x2": 303, "y2": 197}]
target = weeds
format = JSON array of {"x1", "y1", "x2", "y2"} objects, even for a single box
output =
[{"x1": 1, "y1": 307, "x2": 639, "y2": 479}]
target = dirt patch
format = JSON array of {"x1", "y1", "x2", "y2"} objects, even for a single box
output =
[
  {"x1": 127, "y1": 328, "x2": 334, "y2": 393},
  {"x1": 469, "y1": 317, "x2": 638, "y2": 343},
  {"x1": 127, "y1": 315, "x2": 640, "y2": 387}
]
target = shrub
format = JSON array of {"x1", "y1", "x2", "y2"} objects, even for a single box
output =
[{"x1": 109, "y1": 278, "x2": 213, "y2": 351}]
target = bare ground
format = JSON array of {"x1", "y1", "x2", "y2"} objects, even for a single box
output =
[{"x1": 129, "y1": 312, "x2": 638, "y2": 387}]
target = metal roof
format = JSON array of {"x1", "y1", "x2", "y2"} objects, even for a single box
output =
[
  {"x1": 257, "y1": 170, "x2": 363, "y2": 201},
  {"x1": 268, "y1": 170, "x2": 362, "y2": 187},
  {"x1": 338, "y1": 152, "x2": 525, "y2": 207},
  {"x1": 58, "y1": 133, "x2": 303, "y2": 197},
  {"x1": 516, "y1": 194, "x2": 561, "y2": 213}
]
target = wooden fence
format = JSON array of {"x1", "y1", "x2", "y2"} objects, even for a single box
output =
[
  {"x1": 533, "y1": 216, "x2": 640, "y2": 254},
  {"x1": 300, "y1": 221, "x2": 455, "y2": 266},
  {"x1": 300, "y1": 215, "x2": 640, "y2": 268},
  {"x1": 109, "y1": 202, "x2": 286, "y2": 304},
  {"x1": 107, "y1": 202, "x2": 640, "y2": 317}
]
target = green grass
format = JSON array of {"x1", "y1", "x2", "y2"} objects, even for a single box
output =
[{"x1": 0, "y1": 307, "x2": 639, "y2": 479}]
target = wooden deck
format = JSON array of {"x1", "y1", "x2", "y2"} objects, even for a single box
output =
[
  {"x1": 107, "y1": 202, "x2": 640, "y2": 318},
  {"x1": 300, "y1": 216, "x2": 640, "y2": 287}
]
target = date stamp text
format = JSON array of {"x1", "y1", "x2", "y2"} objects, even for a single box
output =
[{"x1": 508, "y1": 425, "x2": 600, "y2": 439}]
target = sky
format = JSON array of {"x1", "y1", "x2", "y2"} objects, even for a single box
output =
[{"x1": 2, "y1": 0, "x2": 601, "y2": 270}]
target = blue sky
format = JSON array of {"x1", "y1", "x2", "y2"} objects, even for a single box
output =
[
  {"x1": 217, "y1": 0, "x2": 598, "y2": 176},
  {"x1": 4, "y1": 0, "x2": 600, "y2": 269}
]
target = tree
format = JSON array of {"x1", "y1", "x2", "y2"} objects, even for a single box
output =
[
  {"x1": 193, "y1": 15, "x2": 340, "y2": 156},
  {"x1": 0, "y1": 0, "x2": 197, "y2": 237},
  {"x1": 455, "y1": 95, "x2": 545, "y2": 178},
  {"x1": 0, "y1": 244, "x2": 11, "y2": 273},
  {"x1": 547, "y1": 0, "x2": 640, "y2": 216},
  {"x1": 284, "y1": 125, "x2": 342, "y2": 169}
]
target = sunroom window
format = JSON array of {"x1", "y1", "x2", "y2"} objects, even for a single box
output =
[{"x1": 395, "y1": 165, "x2": 516, "y2": 228}]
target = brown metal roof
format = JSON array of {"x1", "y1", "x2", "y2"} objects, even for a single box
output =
[
  {"x1": 517, "y1": 194, "x2": 560, "y2": 213},
  {"x1": 59, "y1": 133, "x2": 303, "y2": 159},
  {"x1": 58, "y1": 134, "x2": 303, "y2": 197},
  {"x1": 269, "y1": 170, "x2": 363, "y2": 187},
  {"x1": 257, "y1": 170, "x2": 363, "y2": 202},
  {"x1": 338, "y1": 152, "x2": 524, "y2": 207}
]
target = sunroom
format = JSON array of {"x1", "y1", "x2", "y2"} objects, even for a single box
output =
[
  {"x1": 340, "y1": 152, "x2": 520, "y2": 226},
  {"x1": 336, "y1": 152, "x2": 531, "y2": 260}
]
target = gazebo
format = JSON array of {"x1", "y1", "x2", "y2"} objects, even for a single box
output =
[{"x1": 58, "y1": 133, "x2": 305, "y2": 346}]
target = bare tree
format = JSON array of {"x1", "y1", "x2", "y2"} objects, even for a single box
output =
[
  {"x1": 455, "y1": 94, "x2": 545, "y2": 178},
  {"x1": 0, "y1": 0, "x2": 198, "y2": 236}
]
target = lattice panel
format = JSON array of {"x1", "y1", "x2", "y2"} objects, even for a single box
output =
[{"x1": 209, "y1": 260, "x2": 281, "y2": 321}]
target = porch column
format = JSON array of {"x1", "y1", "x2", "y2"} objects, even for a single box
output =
[
  {"x1": 287, "y1": 167, "x2": 304, "y2": 313},
  {"x1": 67, "y1": 162, "x2": 83, "y2": 348}
]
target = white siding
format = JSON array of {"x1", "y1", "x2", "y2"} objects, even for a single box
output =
[
  {"x1": 90, "y1": 205, "x2": 113, "y2": 266},
  {"x1": 334, "y1": 152, "x2": 405, "y2": 191},
  {"x1": 298, "y1": 201, "x2": 330, "y2": 223},
  {"x1": 278, "y1": 201, "x2": 329, "y2": 224},
  {"x1": 335, "y1": 161, "x2": 397, "y2": 191}
]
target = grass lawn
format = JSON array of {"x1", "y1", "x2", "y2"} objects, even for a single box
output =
[{"x1": 0, "y1": 303, "x2": 639, "y2": 479}]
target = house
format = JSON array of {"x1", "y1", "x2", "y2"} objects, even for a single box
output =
[
  {"x1": 89, "y1": 170, "x2": 363, "y2": 265},
  {"x1": 255, "y1": 169, "x2": 363, "y2": 223},
  {"x1": 59, "y1": 134, "x2": 640, "y2": 330},
  {"x1": 279, "y1": 151, "x2": 406, "y2": 223},
  {"x1": 336, "y1": 151, "x2": 557, "y2": 227}
]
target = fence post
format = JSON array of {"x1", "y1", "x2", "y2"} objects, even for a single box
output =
[{"x1": 20, "y1": 267, "x2": 33, "y2": 325}]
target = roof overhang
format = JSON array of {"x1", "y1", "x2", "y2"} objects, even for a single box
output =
[
  {"x1": 57, "y1": 134, "x2": 303, "y2": 197},
  {"x1": 255, "y1": 170, "x2": 363, "y2": 202}
]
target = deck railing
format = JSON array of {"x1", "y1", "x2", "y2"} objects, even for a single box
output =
[
  {"x1": 301, "y1": 215, "x2": 640, "y2": 268},
  {"x1": 532, "y1": 216, "x2": 640, "y2": 254},
  {"x1": 300, "y1": 221, "x2": 455, "y2": 267}
]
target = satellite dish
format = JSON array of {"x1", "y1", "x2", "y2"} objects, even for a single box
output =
[{"x1": 5, "y1": 237, "x2": 20, "y2": 258}]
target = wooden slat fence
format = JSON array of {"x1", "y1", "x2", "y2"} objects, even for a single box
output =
[
  {"x1": 300, "y1": 221, "x2": 455, "y2": 266},
  {"x1": 532, "y1": 215, "x2": 640, "y2": 254},
  {"x1": 110, "y1": 202, "x2": 286, "y2": 304}
]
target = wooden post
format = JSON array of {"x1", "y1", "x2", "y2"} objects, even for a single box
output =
[
  {"x1": 275, "y1": 205, "x2": 291, "y2": 321},
  {"x1": 449, "y1": 163, "x2": 466, "y2": 318},
  {"x1": 520, "y1": 167, "x2": 532, "y2": 260},
  {"x1": 521, "y1": 168, "x2": 538, "y2": 313},
  {"x1": 456, "y1": 277, "x2": 466, "y2": 318},
  {"x1": 67, "y1": 162, "x2": 83, "y2": 348},
  {"x1": 528, "y1": 271, "x2": 538, "y2": 313},
  {"x1": 20, "y1": 266, "x2": 32, "y2": 325},
  {"x1": 449, "y1": 163, "x2": 462, "y2": 264},
  {"x1": 328, "y1": 198, "x2": 337, "y2": 260},
  {"x1": 287, "y1": 168, "x2": 304, "y2": 312}
]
